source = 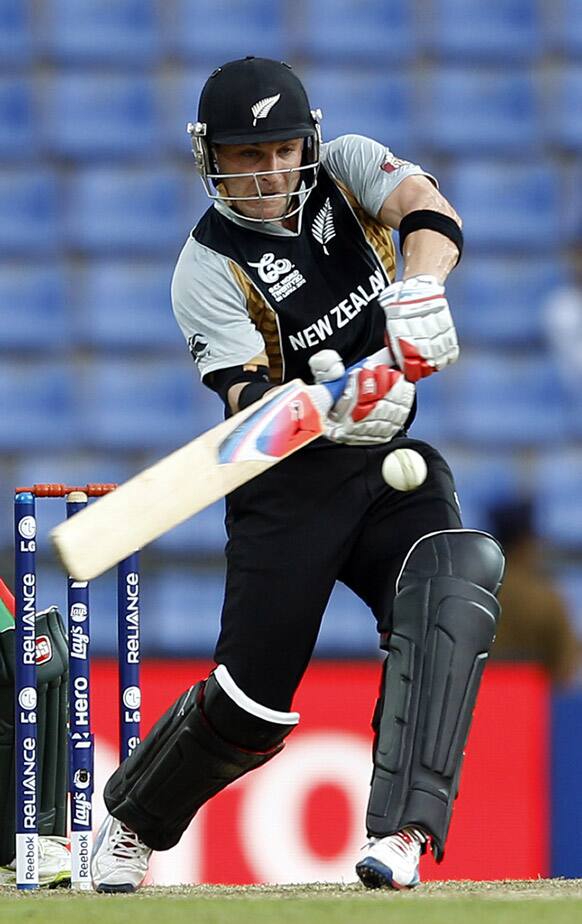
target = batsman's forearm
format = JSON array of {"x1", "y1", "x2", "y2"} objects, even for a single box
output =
[
  {"x1": 402, "y1": 228, "x2": 461, "y2": 284},
  {"x1": 379, "y1": 175, "x2": 462, "y2": 284}
]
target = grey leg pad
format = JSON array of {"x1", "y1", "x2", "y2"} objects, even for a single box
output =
[{"x1": 367, "y1": 530, "x2": 505, "y2": 859}]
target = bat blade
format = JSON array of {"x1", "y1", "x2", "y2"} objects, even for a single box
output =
[{"x1": 50, "y1": 381, "x2": 325, "y2": 580}]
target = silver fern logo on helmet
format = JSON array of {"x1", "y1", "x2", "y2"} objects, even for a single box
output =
[
  {"x1": 251, "y1": 94, "x2": 281, "y2": 126},
  {"x1": 312, "y1": 198, "x2": 335, "y2": 254}
]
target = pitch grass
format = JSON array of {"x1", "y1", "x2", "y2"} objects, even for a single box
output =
[{"x1": 2, "y1": 881, "x2": 582, "y2": 924}]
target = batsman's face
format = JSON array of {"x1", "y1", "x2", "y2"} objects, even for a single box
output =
[{"x1": 214, "y1": 138, "x2": 304, "y2": 221}]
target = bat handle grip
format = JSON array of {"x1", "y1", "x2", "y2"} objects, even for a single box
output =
[{"x1": 320, "y1": 347, "x2": 393, "y2": 404}]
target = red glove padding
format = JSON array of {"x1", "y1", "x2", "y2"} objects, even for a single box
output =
[
  {"x1": 308, "y1": 349, "x2": 415, "y2": 446},
  {"x1": 350, "y1": 366, "x2": 403, "y2": 422}
]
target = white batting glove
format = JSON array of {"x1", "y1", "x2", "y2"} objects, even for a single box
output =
[
  {"x1": 308, "y1": 349, "x2": 415, "y2": 446},
  {"x1": 379, "y1": 274, "x2": 459, "y2": 383}
]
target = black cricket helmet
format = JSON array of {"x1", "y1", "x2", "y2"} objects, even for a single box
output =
[{"x1": 187, "y1": 57, "x2": 323, "y2": 222}]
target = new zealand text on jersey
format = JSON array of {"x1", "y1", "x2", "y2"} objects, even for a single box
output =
[{"x1": 288, "y1": 269, "x2": 385, "y2": 352}]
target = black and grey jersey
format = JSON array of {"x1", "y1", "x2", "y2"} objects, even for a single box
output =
[{"x1": 172, "y1": 134, "x2": 435, "y2": 386}]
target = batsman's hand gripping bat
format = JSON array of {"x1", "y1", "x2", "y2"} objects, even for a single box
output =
[{"x1": 51, "y1": 348, "x2": 391, "y2": 580}]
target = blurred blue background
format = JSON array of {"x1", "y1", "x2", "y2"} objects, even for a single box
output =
[{"x1": 2, "y1": 0, "x2": 582, "y2": 658}]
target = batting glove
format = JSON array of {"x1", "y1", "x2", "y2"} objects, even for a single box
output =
[
  {"x1": 379, "y1": 274, "x2": 459, "y2": 383},
  {"x1": 308, "y1": 349, "x2": 415, "y2": 446}
]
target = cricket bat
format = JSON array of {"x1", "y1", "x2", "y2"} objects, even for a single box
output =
[{"x1": 51, "y1": 350, "x2": 390, "y2": 580}]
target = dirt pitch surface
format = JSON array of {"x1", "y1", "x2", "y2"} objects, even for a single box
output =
[{"x1": 2, "y1": 880, "x2": 582, "y2": 924}]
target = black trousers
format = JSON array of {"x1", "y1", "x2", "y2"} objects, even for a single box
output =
[{"x1": 214, "y1": 436, "x2": 462, "y2": 711}]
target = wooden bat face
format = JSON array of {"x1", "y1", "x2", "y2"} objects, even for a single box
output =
[
  {"x1": 50, "y1": 380, "x2": 328, "y2": 580},
  {"x1": 51, "y1": 348, "x2": 391, "y2": 579}
]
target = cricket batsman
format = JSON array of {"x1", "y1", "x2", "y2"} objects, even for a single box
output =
[{"x1": 91, "y1": 57, "x2": 505, "y2": 892}]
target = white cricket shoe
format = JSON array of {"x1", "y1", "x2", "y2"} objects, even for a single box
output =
[
  {"x1": 0, "y1": 836, "x2": 71, "y2": 888},
  {"x1": 91, "y1": 814, "x2": 152, "y2": 893},
  {"x1": 356, "y1": 827, "x2": 426, "y2": 890}
]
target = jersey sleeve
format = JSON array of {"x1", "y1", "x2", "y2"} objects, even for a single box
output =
[
  {"x1": 321, "y1": 134, "x2": 437, "y2": 220},
  {"x1": 171, "y1": 236, "x2": 267, "y2": 381}
]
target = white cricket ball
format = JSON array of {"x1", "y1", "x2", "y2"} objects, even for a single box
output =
[{"x1": 381, "y1": 448, "x2": 428, "y2": 491}]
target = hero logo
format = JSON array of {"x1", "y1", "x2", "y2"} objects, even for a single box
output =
[{"x1": 247, "y1": 253, "x2": 306, "y2": 303}]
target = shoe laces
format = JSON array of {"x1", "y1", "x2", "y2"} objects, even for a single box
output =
[
  {"x1": 364, "y1": 826, "x2": 427, "y2": 856},
  {"x1": 110, "y1": 822, "x2": 150, "y2": 860},
  {"x1": 392, "y1": 827, "x2": 428, "y2": 856}
]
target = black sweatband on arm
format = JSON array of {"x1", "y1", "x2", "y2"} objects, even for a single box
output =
[
  {"x1": 399, "y1": 209, "x2": 464, "y2": 264},
  {"x1": 204, "y1": 365, "x2": 270, "y2": 405},
  {"x1": 238, "y1": 381, "x2": 276, "y2": 410}
]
